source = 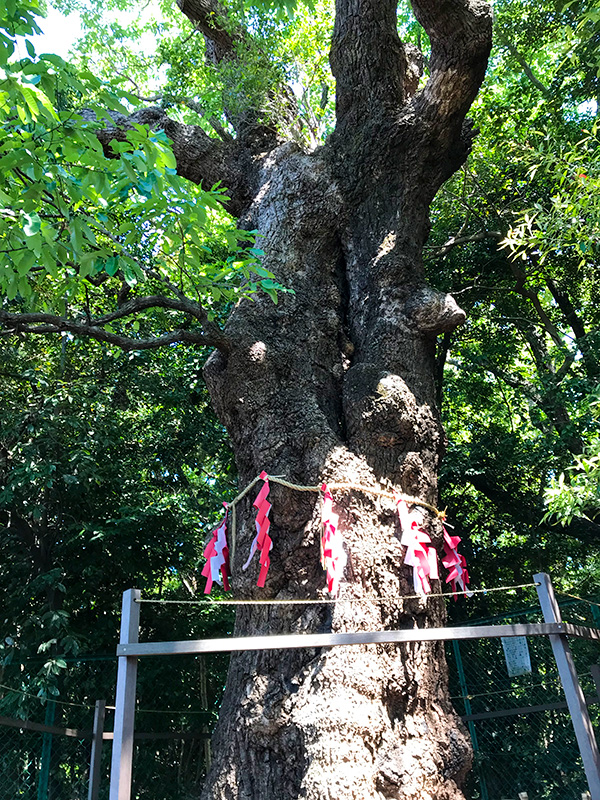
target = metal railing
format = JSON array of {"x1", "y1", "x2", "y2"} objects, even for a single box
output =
[{"x1": 109, "y1": 573, "x2": 600, "y2": 800}]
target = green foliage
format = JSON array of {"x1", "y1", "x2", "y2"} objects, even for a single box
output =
[
  {"x1": 59, "y1": 0, "x2": 336, "y2": 148},
  {"x1": 0, "y1": 4, "x2": 287, "y2": 315},
  {"x1": 0, "y1": 0, "x2": 44, "y2": 45},
  {"x1": 425, "y1": 0, "x2": 600, "y2": 608},
  {"x1": 501, "y1": 125, "x2": 600, "y2": 272},
  {"x1": 544, "y1": 385, "x2": 600, "y2": 525},
  {"x1": 0, "y1": 332, "x2": 235, "y2": 695}
]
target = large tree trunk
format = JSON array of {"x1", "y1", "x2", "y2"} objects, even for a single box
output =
[
  {"x1": 202, "y1": 148, "x2": 466, "y2": 798},
  {"x1": 196, "y1": 2, "x2": 492, "y2": 796}
]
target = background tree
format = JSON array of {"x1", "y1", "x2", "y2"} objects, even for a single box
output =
[
  {"x1": 421, "y1": 0, "x2": 600, "y2": 618},
  {"x1": 0, "y1": 326, "x2": 237, "y2": 796},
  {"x1": 0, "y1": 327, "x2": 235, "y2": 685}
]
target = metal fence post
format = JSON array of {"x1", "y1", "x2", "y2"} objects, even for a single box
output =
[
  {"x1": 88, "y1": 700, "x2": 106, "y2": 800},
  {"x1": 109, "y1": 589, "x2": 141, "y2": 800},
  {"x1": 534, "y1": 572, "x2": 600, "y2": 800}
]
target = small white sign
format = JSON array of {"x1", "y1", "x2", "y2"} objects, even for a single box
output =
[{"x1": 501, "y1": 636, "x2": 532, "y2": 677}]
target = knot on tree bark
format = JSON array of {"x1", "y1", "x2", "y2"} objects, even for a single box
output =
[
  {"x1": 342, "y1": 366, "x2": 443, "y2": 491},
  {"x1": 344, "y1": 368, "x2": 419, "y2": 444},
  {"x1": 404, "y1": 288, "x2": 466, "y2": 335}
]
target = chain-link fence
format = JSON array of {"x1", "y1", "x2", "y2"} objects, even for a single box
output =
[
  {"x1": 446, "y1": 596, "x2": 600, "y2": 800},
  {"x1": 0, "y1": 652, "x2": 225, "y2": 800},
  {"x1": 131, "y1": 653, "x2": 228, "y2": 800},
  {"x1": 0, "y1": 721, "x2": 91, "y2": 800},
  {"x1": 0, "y1": 685, "x2": 98, "y2": 800}
]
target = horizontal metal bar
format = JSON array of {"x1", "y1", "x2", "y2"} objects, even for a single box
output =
[
  {"x1": 0, "y1": 718, "x2": 210, "y2": 743},
  {"x1": 0, "y1": 715, "x2": 90, "y2": 739},
  {"x1": 117, "y1": 622, "x2": 571, "y2": 657},
  {"x1": 463, "y1": 694, "x2": 600, "y2": 723},
  {"x1": 561, "y1": 623, "x2": 600, "y2": 642},
  {"x1": 135, "y1": 730, "x2": 211, "y2": 741},
  {"x1": 465, "y1": 700, "x2": 570, "y2": 722},
  {"x1": 101, "y1": 731, "x2": 211, "y2": 741}
]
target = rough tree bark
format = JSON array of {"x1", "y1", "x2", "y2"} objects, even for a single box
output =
[
  {"x1": 2, "y1": 0, "x2": 492, "y2": 796},
  {"x1": 184, "y1": 1, "x2": 491, "y2": 798}
]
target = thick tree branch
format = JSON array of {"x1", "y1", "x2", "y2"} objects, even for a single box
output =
[
  {"x1": 509, "y1": 262, "x2": 564, "y2": 349},
  {"x1": 519, "y1": 323, "x2": 558, "y2": 377},
  {"x1": 546, "y1": 278, "x2": 599, "y2": 380},
  {"x1": 89, "y1": 107, "x2": 254, "y2": 217},
  {"x1": 177, "y1": 0, "x2": 241, "y2": 64},
  {"x1": 115, "y1": 86, "x2": 234, "y2": 142},
  {"x1": 328, "y1": 0, "x2": 492, "y2": 218},
  {"x1": 556, "y1": 350, "x2": 576, "y2": 383},
  {"x1": 0, "y1": 296, "x2": 231, "y2": 353},
  {"x1": 330, "y1": 0, "x2": 409, "y2": 128},
  {"x1": 496, "y1": 31, "x2": 549, "y2": 94},
  {"x1": 1, "y1": 320, "x2": 212, "y2": 351},
  {"x1": 411, "y1": 0, "x2": 493, "y2": 124},
  {"x1": 426, "y1": 229, "x2": 501, "y2": 259},
  {"x1": 92, "y1": 294, "x2": 221, "y2": 333}
]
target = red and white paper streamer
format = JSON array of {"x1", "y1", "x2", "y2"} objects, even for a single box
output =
[
  {"x1": 442, "y1": 526, "x2": 473, "y2": 599},
  {"x1": 320, "y1": 483, "x2": 347, "y2": 596},
  {"x1": 201, "y1": 506, "x2": 231, "y2": 594},
  {"x1": 396, "y1": 498, "x2": 439, "y2": 595},
  {"x1": 201, "y1": 470, "x2": 472, "y2": 601},
  {"x1": 242, "y1": 471, "x2": 273, "y2": 587}
]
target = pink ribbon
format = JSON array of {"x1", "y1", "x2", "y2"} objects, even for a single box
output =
[
  {"x1": 242, "y1": 471, "x2": 273, "y2": 587},
  {"x1": 442, "y1": 526, "x2": 472, "y2": 599},
  {"x1": 396, "y1": 498, "x2": 439, "y2": 595},
  {"x1": 201, "y1": 505, "x2": 231, "y2": 594},
  {"x1": 320, "y1": 483, "x2": 347, "y2": 596}
]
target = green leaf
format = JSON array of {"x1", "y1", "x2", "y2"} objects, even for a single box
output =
[
  {"x1": 23, "y1": 212, "x2": 41, "y2": 236},
  {"x1": 104, "y1": 256, "x2": 119, "y2": 277}
]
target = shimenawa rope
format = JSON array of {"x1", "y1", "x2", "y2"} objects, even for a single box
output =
[{"x1": 223, "y1": 471, "x2": 447, "y2": 569}]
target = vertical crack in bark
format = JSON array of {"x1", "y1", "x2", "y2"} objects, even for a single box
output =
[{"x1": 333, "y1": 241, "x2": 353, "y2": 443}]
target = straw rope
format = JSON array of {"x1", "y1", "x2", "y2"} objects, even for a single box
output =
[
  {"x1": 221, "y1": 471, "x2": 446, "y2": 567},
  {"x1": 136, "y1": 583, "x2": 539, "y2": 606},
  {"x1": 227, "y1": 473, "x2": 444, "y2": 517}
]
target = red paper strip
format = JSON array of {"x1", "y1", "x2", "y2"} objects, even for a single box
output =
[
  {"x1": 396, "y1": 498, "x2": 439, "y2": 595},
  {"x1": 201, "y1": 505, "x2": 231, "y2": 594},
  {"x1": 320, "y1": 483, "x2": 347, "y2": 596},
  {"x1": 242, "y1": 471, "x2": 273, "y2": 587},
  {"x1": 442, "y1": 526, "x2": 472, "y2": 599}
]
